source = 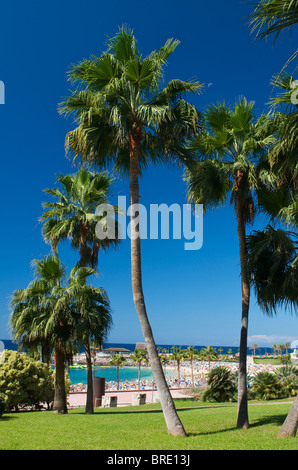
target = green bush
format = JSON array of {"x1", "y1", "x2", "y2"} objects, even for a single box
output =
[
  {"x1": 202, "y1": 366, "x2": 237, "y2": 402},
  {"x1": 0, "y1": 392, "x2": 6, "y2": 417},
  {"x1": 0, "y1": 350, "x2": 55, "y2": 411}
]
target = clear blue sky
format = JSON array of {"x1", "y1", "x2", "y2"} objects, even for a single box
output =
[{"x1": 0, "y1": 0, "x2": 297, "y2": 348}]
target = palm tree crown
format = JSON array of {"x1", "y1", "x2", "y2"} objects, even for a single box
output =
[
  {"x1": 40, "y1": 168, "x2": 119, "y2": 268},
  {"x1": 59, "y1": 26, "x2": 203, "y2": 173}
]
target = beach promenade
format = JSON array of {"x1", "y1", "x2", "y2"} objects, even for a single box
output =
[
  {"x1": 67, "y1": 388, "x2": 190, "y2": 408},
  {"x1": 67, "y1": 356, "x2": 281, "y2": 408}
]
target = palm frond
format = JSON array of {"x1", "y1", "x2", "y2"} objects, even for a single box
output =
[{"x1": 250, "y1": 0, "x2": 298, "y2": 42}]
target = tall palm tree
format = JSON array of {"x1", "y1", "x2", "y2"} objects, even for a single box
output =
[
  {"x1": 58, "y1": 26, "x2": 203, "y2": 436},
  {"x1": 10, "y1": 254, "x2": 75, "y2": 414},
  {"x1": 110, "y1": 353, "x2": 126, "y2": 390},
  {"x1": 246, "y1": 75, "x2": 298, "y2": 438},
  {"x1": 63, "y1": 266, "x2": 112, "y2": 413},
  {"x1": 185, "y1": 97, "x2": 273, "y2": 429},
  {"x1": 130, "y1": 348, "x2": 149, "y2": 389}
]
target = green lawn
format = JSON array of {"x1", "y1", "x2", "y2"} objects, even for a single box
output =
[
  {"x1": 0, "y1": 400, "x2": 296, "y2": 450},
  {"x1": 253, "y1": 357, "x2": 283, "y2": 365}
]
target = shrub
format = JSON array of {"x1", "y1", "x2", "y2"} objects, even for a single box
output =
[
  {"x1": 0, "y1": 392, "x2": 6, "y2": 417},
  {"x1": 202, "y1": 366, "x2": 237, "y2": 402},
  {"x1": 0, "y1": 350, "x2": 55, "y2": 410}
]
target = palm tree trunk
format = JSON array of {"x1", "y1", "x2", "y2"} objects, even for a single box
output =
[
  {"x1": 80, "y1": 222, "x2": 89, "y2": 267},
  {"x1": 41, "y1": 340, "x2": 51, "y2": 365},
  {"x1": 117, "y1": 364, "x2": 119, "y2": 390},
  {"x1": 53, "y1": 347, "x2": 68, "y2": 414},
  {"x1": 129, "y1": 128, "x2": 186, "y2": 437},
  {"x1": 138, "y1": 362, "x2": 141, "y2": 389},
  {"x1": 85, "y1": 342, "x2": 94, "y2": 414},
  {"x1": 278, "y1": 394, "x2": 298, "y2": 438},
  {"x1": 236, "y1": 197, "x2": 250, "y2": 430}
]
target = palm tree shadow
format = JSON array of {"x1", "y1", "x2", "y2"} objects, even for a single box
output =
[
  {"x1": 249, "y1": 413, "x2": 286, "y2": 428},
  {"x1": 187, "y1": 412, "x2": 287, "y2": 437}
]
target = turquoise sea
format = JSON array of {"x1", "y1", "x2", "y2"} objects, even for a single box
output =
[{"x1": 68, "y1": 365, "x2": 159, "y2": 385}]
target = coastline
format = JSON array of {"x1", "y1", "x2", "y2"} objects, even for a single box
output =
[{"x1": 69, "y1": 355, "x2": 281, "y2": 393}]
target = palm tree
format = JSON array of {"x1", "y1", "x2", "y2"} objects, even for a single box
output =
[
  {"x1": 246, "y1": 76, "x2": 298, "y2": 438},
  {"x1": 63, "y1": 266, "x2": 112, "y2": 413},
  {"x1": 58, "y1": 26, "x2": 203, "y2": 437},
  {"x1": 40, "y1": 168, "x2": 119, "y2": 268},
  {"x1": 200, "y1": 346, "x2": 218, "y2": 370},
  {"x1": 169, "y1": 347, "x2": 185, "y2": 388},
  {"x1": 110, "y1": 353, "x2": 126, "y2": 390},
  {"x1": 272, "y1": 344, "x2": 278, "y2": 357},
  {"x1": 278, "y1": 344, "x2": 286, "y2": 356},
  {"x1": 10, "y1": 254, "x2": 74, "y2": 414},
  {"x1": 184, "y1": 346, "x2": 199, "y2": 386},
  {"x1": 185, "y1": 97, "x2": 273, "y2": 429},
  {"x1": 250, "y1": 344, "x2": 259, "y2": 356},
  {"x1": 159, "y1": 352, "x2": 169, "y2": 368},
  {"x1": 130, "y1": 348, "x2": 149, "y2": 389},
  {"x1": 285, "y1": 342, "x2": 292, "y2": 354}
]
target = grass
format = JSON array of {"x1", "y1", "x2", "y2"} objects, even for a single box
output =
[
  {"x1": 253, "y1": 357, "x2": 283, "y2": 365},
  {"x1": 0, "y1": 399, "x2": 297, "y2": 450}
]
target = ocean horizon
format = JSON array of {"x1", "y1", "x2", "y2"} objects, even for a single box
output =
[{"x1": 0, "y1": 339, "x2": 280, "y2": 356}]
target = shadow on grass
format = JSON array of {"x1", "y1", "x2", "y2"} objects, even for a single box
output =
[
  {"x1": 249, "y1": 413, "x2": 286, "y2": 429},
  {"x1": 80, "y1": 404, "x2": 236, "y2": 416},
  {"x1": 0, "y1": 415, "x2": 18, "y2": 422},
  {"x1": 69, "y1": 403, "x2": 288, "y2": 439},
  {"x1": 187, "y1": 412, "x2": 287, "y2": 437}
]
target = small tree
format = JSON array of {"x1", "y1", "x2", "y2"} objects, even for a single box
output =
[
  {"x1": 200, "y1": 346, "x2": 218, "y2": 370},
  {"x1": 250, "y1": 344, "x2": 259, "y2": 356},
  {"x1": 110, "y1": 353, "x2": 126, "y2": 390},
  {"x1": 170, "y1": 347, "x2": 185, "y2": 388},
  {"x1": 184, "y1": 346, "x2": 199, "y2": 386},
  {"x1": 130, "y1": 349, "x2": 148, "y2": 389},
  {"x1": 0, "y1": 351, "x2": 57, "y2": 411}
]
